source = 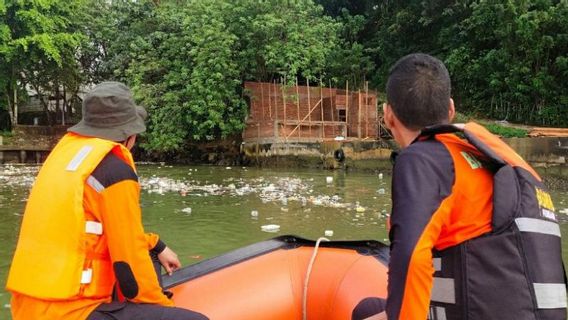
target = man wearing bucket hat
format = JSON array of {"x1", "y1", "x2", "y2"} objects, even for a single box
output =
[{"x1": 7, "y1": 82, "x2": 208, "y2": 320}]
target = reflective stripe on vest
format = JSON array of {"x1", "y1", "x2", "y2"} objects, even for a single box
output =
[
  {"x1": 433, "y1": 258, "x2": 442, "y2": 272},
  {"x1": 431, "y1": 277, "x2": 455, "y2": 304},
  {"x1": 66, "y1": 146, "x2": 94, "y2": 171},
  {"x1": 85, "y1": 221, "x2": 103, "y2": 235},
  {"x1": 81, "y1": 268, "x2": 93, "y2": 284},
  {"x1": 431, "y1": 276, "x2": 567, "y2": 310},
  {"x1": 534, "y1": 283, "x2": 567, "y2": 309},
  {"x1": 428, "y1": 306, "x2": 447, "y2": 320},
  {"x1": 87, "y1": 175, "x2": 105, "y2": 193},
  {"x1": 515, "y1": 218, "x2": 561, "y2": 237}
]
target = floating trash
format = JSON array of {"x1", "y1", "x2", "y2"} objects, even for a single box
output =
[
  {"x1": 559, "y1": 208, "x2": 568, "y2": 215},
  {"x1": 326, "y1": 176, "x2": 333, "y2": 184},
  {"x1": 251, "y1": 210, "x2": 259, "y2": 217},
  {"x1": 280, "y1": 207, "x2": 289, "y2": 212},
  {"x1": 181, "y1": 207, "x2": 192, "y2": 214},
  {"x1": 324, "y1": 230, "x2": 334, "y2": 237},
  {"x1": 378, "y1": 173, "x2": 384, "y2": 180},
  {"x1": 4, "y1": 304, "x2": 10, "y2": 309},
  {"x1": 139, "y1": 175, "x2": 356, "y2": 210},
  {"x1": 356, "y1": 206, "x2": 366, "y2": 213},
  {"x1": 261, "y1": 224, "x2": 280, "y2": 233},
  {"x1": 226, "y1": 167, "x2": 232, "y2": 170},
  {"x1": 377, "y1": 188, "x2": 386, "y2": 195}
]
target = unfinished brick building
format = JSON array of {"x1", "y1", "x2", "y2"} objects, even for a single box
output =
[{"x1": 243, "y1": 81, "x2": 379, "y2": 143}]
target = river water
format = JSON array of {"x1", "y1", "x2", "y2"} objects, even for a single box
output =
[{"x1": 0, "y1": 164, "x2": 567, "y2": 318}]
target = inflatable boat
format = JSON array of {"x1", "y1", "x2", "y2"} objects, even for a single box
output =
[{"x1": 163, "y1": 235, "x2": 390, "y2": 320}]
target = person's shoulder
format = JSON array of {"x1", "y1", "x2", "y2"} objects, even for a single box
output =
[
  {"x1": 396, "y1": 138, "x2": 450, "y2": 164},
  {"x1": 90, "y1": 153, "x2": 138, "y2": 190},
  {"x1": 393, "y1": 138, "x2": 455, "y2": 194}
]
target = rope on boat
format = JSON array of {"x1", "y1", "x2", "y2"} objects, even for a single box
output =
[{"x1": 303, "y1": 237, "x2": 330, "y2": 320}]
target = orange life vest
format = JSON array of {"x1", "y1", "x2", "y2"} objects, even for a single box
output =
[
  {"x1": 422, "y1": 123, "x2": 566, "y2": 320},
  {"x1": 6, "y1": 133, "x2": 135, "y2": 300}
]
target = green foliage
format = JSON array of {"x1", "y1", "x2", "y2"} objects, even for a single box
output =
[
  {"x1": 322, "y1": 0, "x2": 568, "y2": 128},
  {"x1": 1, "y1": 0, "x2": 564, "y2": 152},
  {"x1": 482, "y1": 123, "x2": 528, "y2": 138},
  {"x1": 228, "y1": 0, "x2": 340, "y2": 82},
  {"x1": 0, "y1": 0, "x2": 85, "y2": 126},
  {"x1": 444, "y1": 1, "x2": 568, "y2": 127},
  {"x1": 93, "y1": 0, "x2": 341, "y2": 151},
  {"x1": 123, "y1": 1, "x2": 247, "y2": 150}
]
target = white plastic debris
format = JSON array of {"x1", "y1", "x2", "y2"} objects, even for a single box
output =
[
  {"x1": 4, "y1": 304, "x2": 10, "y2": 309},
  {"x1": 378, "y1": 173, "x2": 384, "y2": 180},
  {"x1": 226, "y1": 167, "x2": 232, "y2": 170},
  {"x1": 326, "y1": 176, "x2": 333, "y2": 184},
  {"x1": 377, "y1": 188, "x2": 386, "y2": 195},
  {"x1": 251, "y1": 210, "x2": 259, "y2": 217},
  {"x1": 261, "y1": 224, "x2": 280, "y2": 233},
  {"x1": 559, "y1": 208, "x2": 568, "y2": 215},
  {"x1": 181, "y1": 207, "x2": 192, "y2": 214},
  {"x1": 324, "y1": 230, "x2": 334, "y2": 237}
]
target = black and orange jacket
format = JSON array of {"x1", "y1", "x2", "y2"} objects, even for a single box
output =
[
  {"x1": 387, "y1": 123, "x2": 566, "y2": 320},
  {"x1": 387, "y1": 131, "x2": 494, "y2": 320},
  {"x1": 7, "y1": 133, "x2": 171, "y2": 320}
]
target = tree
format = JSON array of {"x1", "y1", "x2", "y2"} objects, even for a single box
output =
[
  {"x1": 321, "y1": 0, "x2": 568, "y2": 126},
  {"x1": 0, "y1": 0, "x2": 84, "y2": 127},
  {"x1": 96, "y1": 0, "x2": 342, "y2": 152},
  {"x1": 227, "y1": 0, "x2": 340, "y2": 82}
]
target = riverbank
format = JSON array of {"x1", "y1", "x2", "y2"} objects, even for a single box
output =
[{"x1": 2, "y1": 125, "x2": 568, "y2": 173}]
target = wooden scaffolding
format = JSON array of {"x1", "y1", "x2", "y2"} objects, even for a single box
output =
[{"x1": 243, "y1": 81, "x2": 379, "y2": 143}]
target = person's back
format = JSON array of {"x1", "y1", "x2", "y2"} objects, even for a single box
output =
[
  {"x1": 6, "y1": 82, "x2": 208, "y2": 320},
  {"x1": 382, "y1": 53, "x2": 566, "y2": 319}
]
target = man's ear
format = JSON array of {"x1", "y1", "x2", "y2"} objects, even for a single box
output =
[
  {"x1": 448, "y1": 98, "x2": 456, "y2": 122},
  {"x1": 383, "y1": 103, "x2": 395, "y2": 130}
]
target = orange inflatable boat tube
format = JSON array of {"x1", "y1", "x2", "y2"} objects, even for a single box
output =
[{"x1": 164, "y1": 235, "x2": 389, "y2": 320}]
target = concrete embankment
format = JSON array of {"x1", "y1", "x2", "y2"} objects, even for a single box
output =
[
  {"x1": 241, "y1": 140, "x2": 396, "y2": 171},
  {"x1": 242, "y1": 137, "x2": 568, "y2": 173},
  {"x1": 2, "y1": 126, "x2": 568, "y2": 176}
]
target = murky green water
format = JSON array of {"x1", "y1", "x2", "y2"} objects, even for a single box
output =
[{"x1": 1, "y1": 164, "x2": 567, "y2": 319}]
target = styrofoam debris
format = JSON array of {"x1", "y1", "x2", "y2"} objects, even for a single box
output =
[{"x1": 261, "y1": 224, "x2": 280, "y2": 233}]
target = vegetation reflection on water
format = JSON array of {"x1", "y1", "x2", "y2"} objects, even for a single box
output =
[{"x1": 1, "y1": 164, "x2": 567, "y2": 319}]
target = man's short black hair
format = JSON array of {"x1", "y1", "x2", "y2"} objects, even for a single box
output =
[{"x1": 386, "y1": 53, "x2": 451, "y2": 130}]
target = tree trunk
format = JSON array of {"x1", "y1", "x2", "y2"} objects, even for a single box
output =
[
  {"x1": 13, "y1": 86, "x2": 18, "y2": 126},
  {"x1": 5, "y1": 90, "x2": 15, "y2": 129}
]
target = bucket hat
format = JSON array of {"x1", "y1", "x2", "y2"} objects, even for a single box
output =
[{"x1": 68, "y1": 81, "x2": 147, "y2": 142}]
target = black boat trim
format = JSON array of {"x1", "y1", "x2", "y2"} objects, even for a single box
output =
[{"x1": 163, "y1": 235, "x2": 389, "y2": 289}]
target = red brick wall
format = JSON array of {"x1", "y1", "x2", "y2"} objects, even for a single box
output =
[{"x1": 244, "y1": 82, "x2": 378, "y2": 141}]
